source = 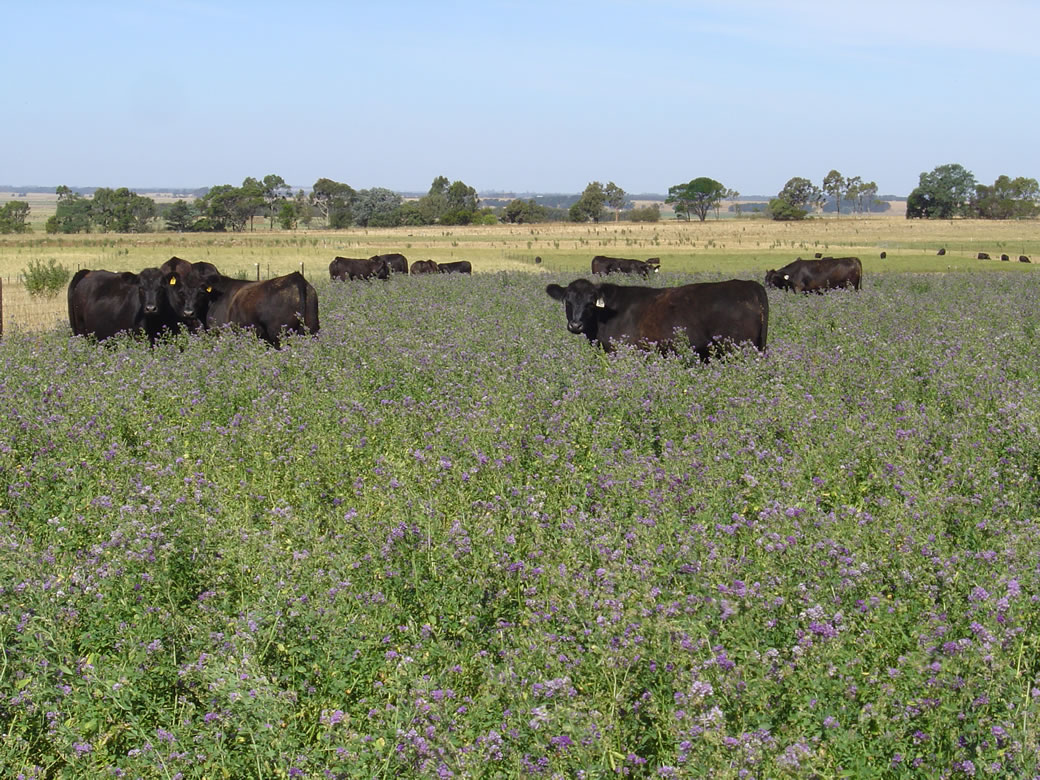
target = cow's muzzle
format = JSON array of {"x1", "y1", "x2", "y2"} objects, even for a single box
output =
[{"x1": 567, "y1": 321, "x2": 584, "y2": 334}]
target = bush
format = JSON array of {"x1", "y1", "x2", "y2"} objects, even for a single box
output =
[{"x1": 23, "y1": 258, "x2": 72, "y2": 297}]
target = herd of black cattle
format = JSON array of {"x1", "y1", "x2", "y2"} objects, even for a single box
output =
[{"x1": 65, "y1": 252, "x2": 862, "y2": 358}]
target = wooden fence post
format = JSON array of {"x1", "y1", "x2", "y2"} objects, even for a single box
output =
[{"x1": 0, "y1": 278, "x2": 4, "y2": 338}]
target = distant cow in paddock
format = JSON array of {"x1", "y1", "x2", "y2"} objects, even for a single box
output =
[
  {"x1": 371, "y1": 253, "x2": 408, "y2": 275},
  {"x1": 68, "y1": 268, "x2": 181, "y2": 344},
  {"x1": 1001, "y1": 254, "x2": 1010, "y2": 262},
  {"x1": 591, "y1": 255, "x2": 659, "y2": 277},
  {"x1": 937, "y1": 248, "x2": 946, "y2": 256},
  {"x1": 1020, "y1": 256, "x2": 1032, "y2": 263},
  {"x1": 410, "y1": 259, "x2": 439, "y2": 274},
  {"x1": 545, "y1": 277, "x2": 768, "y2": 360},
  {"x1": 978, "y1": 252, "x2": 991, "y2": 260},
  {"x1": 330, "y1": 256, "x2": 389, "y2": 281},
  {"x1": 438, "y1": 261, "x2": 472, "y2": 274},
  {"x1": 765, "y1": 256, "x2": 862, "y2": 293},
  {"x1": 206, "y1": 272, "x2": 319, "y2": 347}
]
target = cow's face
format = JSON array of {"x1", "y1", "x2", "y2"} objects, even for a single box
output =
[
  {"x1": 165, "y1": 270, "x2": 209, "y2": 322},
  {"x1": 764, "y1": 270, "x2": 790, "y2": 289},
  {"x1": 137, "y1": 268, "x2": 166, "y2": 316},
  {"x1": 546, "y1": 279, "x2": 604, "y2": 336}
]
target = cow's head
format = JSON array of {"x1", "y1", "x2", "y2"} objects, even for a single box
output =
[
  {"x1": 764, "y1": 269, "x2": 791, "y2": 289},
  {"x1": 136, "y1": 267, "x2": 167, "y2": 316},
  {"x1": 546, "y1": 279, "x2": 606, "y2": 338},
  {"x1": 165, "y1": 269, "x2": 210, "y2": 324}
]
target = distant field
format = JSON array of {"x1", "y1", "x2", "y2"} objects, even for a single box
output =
[{"x1": 1, "y1": 217, "x2": 1037, "y2": 332}]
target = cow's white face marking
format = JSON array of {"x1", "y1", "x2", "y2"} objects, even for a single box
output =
[{"x1": 595, "y1": 297, "x2": 605, "y2": 308}]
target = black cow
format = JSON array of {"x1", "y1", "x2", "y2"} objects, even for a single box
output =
[
  {"x1": 410, "y1": 259, "x2": 439, "y2": 274},
  {"x1": 68, "y1": 268, "x2": 180, "y2": 344},
  {"x1": 545, "y1": 278, "x2": 768, "y2": 360},
  {"x1": 978, "y1": 252, "x2": 991, "y2": 260},
  {"x1": 764, "y1": 257, "x2": 862, "y2": 293},
  {"x1": 330, "y1": 256, "x2": 389, "y2": 281},
  {"x1": 438, "y1": 261, "x2": 472, "y2": 274},
  {"x1": 591, "y1": 255, "x2": 658, "y2": 277},
  {"x1": 206, "y1": 272, "x2": 319, "y2": 347},
  {"x1": 158, "y1": 256, "x2": 216, "y2": 331},
  {"x1": 1020, "y1": 256, "x2": 1031, "y2": 263},
  {"x1": 371, "y1": 253, "x2": 408, "y2": 275}
]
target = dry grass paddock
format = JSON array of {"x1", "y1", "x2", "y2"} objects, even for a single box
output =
[{"x1": 1, "y1": 217, "x2": 1037, "y2": 333}]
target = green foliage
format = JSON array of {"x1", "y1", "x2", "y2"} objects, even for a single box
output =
[
  {"x1": 0, "y1": 200, "x2": 31, "y2": 233},
  {"x1": 667, "y1": 177, "x2": 727, "y2": 221},
  {"x1": 23, "y1": 257, "x2": 72, "y2": 296},
  {"x1": 502, "y1": 198, "x2": 548, "y2": 224},
  {"x1": 972, "y1": 175, "x2": 1040, "y2": 219},
  {"x1": 777, "y1": 176, "x2": 821, "y2": 210},
  {"x1": 569, "y1": 181, "x2": 607, "y2": 222},
  {"x1": 162, "y1": 199, "x2": 197, "y2": 232},
  {"x1": 90, "y1": 187, "x2": 157, "y2": 233},
  {"x1": 906, "y1": 163, "x2": 977, "y2": 219},
  {"x1": 768, "y1": 197, "x2": 808, "y2": 221},
  {"x1": 627, "y1": 203, "x2": 661, "y2": 222},
  {"x1": 310, "y1": 177, "x2": 356, "y2": 228},
  {"x1": 46, "y1": 186, "x2": 92, "y2": 234}
]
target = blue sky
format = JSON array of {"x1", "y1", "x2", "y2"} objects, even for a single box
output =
[{"x1": 4, "y1": 0, "x2": 1038, "y2": 196}]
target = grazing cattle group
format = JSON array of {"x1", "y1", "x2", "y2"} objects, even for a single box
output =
[
  {"x1": 65, "y1": 246, "x2": 882, "y2": 362},
  {"x1": 69, "y1": 257, "x2": 319, "y2": 347},
  {"x1": 764, "y1": 256, "x2": 862, "y2": 293},
  {"x1": 591, "y1": 255, "x2": 660, "y2": 278}
]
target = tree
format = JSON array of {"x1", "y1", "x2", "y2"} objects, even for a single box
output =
[
  {"x1": 46, "y1": 186, "x2": 91, "y2": 233},
  {"x1": 666, "y1": 177, "x2": 726, "y2": 221},
  {"x1": 0, "y1": 201, "x2": 31, "y2": 233},
  {"x1": 725, "y1": 189, "x2": 741, "y2": 217},
  {"x1": 906, "y1": 163, "x2": 977, "y2": 219},
  {"x1": 163, "y1": 199, "x2": 196, "y2": 232},
  {"x1": 353, "y1": 188, "x2": 402, "y2": 227},
  {"x1": 569, "y1": 182, "x2": 607, "y2": 222},
  {"x1": 197, "y1": 184, "x2": 253, "y2": 231},
  {"x1": 502, "y1": 198, "x2": 547, "y2": 224},
  {"x1": 262, "y1": 174, "x2": 290, "y2": 229},
  {"x1": 89, "y1": 187, "x2": 157, "y2": 232},
  {"x1": 604, "y1": 182, "x2": 627, "y2": 222},
  {"x1": 822, "y1": 170, "x2": 846, "y2": 216},
  {"x1": 310, "y1": 178, "x2": 355, "y2": 228},
  {"x1": 778, "y1": 177, "x2": 820, "y2": 210},
  {"x1": 972, "y1": 175, "x2": 1040, "y2": 219},
  {"x1": 278, "y1": 201, "x2": 298, "y2": 230},
  {"x1": 239, "y1": 177, "x2": 266, "y2": 231},
  {"x1": 767, "y1": 198, "x2": 808, "y2": 221}
]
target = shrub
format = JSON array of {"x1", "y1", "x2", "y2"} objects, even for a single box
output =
[{"x1": 23, "y1": 258, "x2": 72, "y2": 297}]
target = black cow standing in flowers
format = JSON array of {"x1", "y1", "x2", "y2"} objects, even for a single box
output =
[
  {"x1": 68, "y1": 266, "x2": 202, "y2": 344},
  {"x1": 330, "y1": 256, "x2": 389, "y2": 281},
  {"x1": 545, "y1": 278, "x2": 768, "y2": 360},
  {"x1": 591, "y1": 255, "x2": 659, "y2": 277},
  {"x1": 370, "y1": 253, "x2": 408, "y2": 275},
  {"x1": 205, "y1": 272, "x2": 319, "y2": 347},
  {"x1": 764, "y1": 257, "x2": 862, "y2": 293}
]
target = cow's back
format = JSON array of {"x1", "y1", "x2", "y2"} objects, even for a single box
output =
[{"x1": 67, "y1": 270, "x2": 142, "y2": 341}]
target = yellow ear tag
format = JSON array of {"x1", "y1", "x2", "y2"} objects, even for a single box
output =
[
  {"x1": 169, "y1": 277, "x2": 177, "y2": 286},
  {"x1": 205, "y1": 286, "x2": 212, "y2": 293}
]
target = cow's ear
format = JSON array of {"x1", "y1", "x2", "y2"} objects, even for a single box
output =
[
  {"x1": 595, "y1": 296, "x2": 606, "y2": 308},
  {"x1": 546, "y1": 284, "x2": 565, "y2": 300}
]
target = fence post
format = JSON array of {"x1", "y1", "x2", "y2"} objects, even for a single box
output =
[{"x1": 0, "y1": 278, "x2": 4, "y2": 338}]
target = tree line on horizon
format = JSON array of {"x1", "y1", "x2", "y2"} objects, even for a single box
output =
[{"x1": 0, "y1": 163, "x2": 1037, "y2": 234}]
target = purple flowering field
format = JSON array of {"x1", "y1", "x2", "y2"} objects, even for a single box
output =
[{"x1": 1, "y1": 269, "x2": 1039, "y2": 778}]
